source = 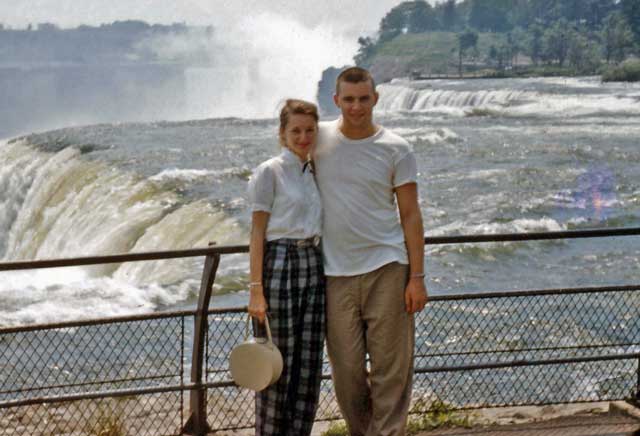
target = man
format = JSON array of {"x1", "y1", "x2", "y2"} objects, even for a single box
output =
[{"x1": 314, "y1": 66, "x2": 428, "y2": 436}]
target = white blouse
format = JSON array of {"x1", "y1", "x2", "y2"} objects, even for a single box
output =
[{"x1": 248, "y1": 148, "x2": 322, "y2": 241}]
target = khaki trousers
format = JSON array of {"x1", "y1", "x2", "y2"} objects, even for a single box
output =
[{"x1": 326, "y1": 262, "x2": 414, "y2": 436}]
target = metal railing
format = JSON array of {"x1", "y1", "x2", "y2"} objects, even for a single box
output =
[{"x1": 0, "y1": 227, "x2": 639, "y2": 435}]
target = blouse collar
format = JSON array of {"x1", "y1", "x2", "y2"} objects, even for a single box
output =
[{"x1": 281, "y1": 148, "x2": 311, "y2": 172}]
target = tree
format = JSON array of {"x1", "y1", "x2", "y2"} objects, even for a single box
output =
[
  {"x1": 354, "y1": 36, "x2": 376, "y2": 66},
  {"x1": 559, "y1": 0, "x2": 583, "y2": 24},
  {"x1": 526, "y1": 0, "x2": 562, "y2": 27},
  {"x1": 542, "y1": 19, "x2": 571, "y2": 66},
  {"x1": 441, "y1": 0, "x2": 458, "y2": 31},
  {"x1": 508, "y1": 0, "x2": 533, "y2": 28},
  {"x1": 469, "y1": 0, "x2": 510, "y2": 32},
  {"x1": 457, "y1": 29, "x2": 478, "y2": 76},
  {"x1": 108, "y1": 20, "x2": 150, "y2": 33},
  {"x1": 567, "y1": 29, "x2": 601, "y2": 72},
  {"x1": 527, "y1": 21, "x2": 545, "y2": 65},
  {"x1": 488, "y1": 45, "x2": 498, "y2": 64},
  {"x1": 378, "y1": 1, "x2": 439, "y2": 41},
  {"x1": 37, "y1": 23, "x2": 59, "y2": 32},
  {"x1": 378, "y1": 3, "x2": 408, "y2": 42},
  {"x1": 621, "y1": 0, "x2": 640, "y2": 45},
  {"x1": 488, "y1": 42, "x2": 511, "y2": 70},
  {"x1": 507, "y1": 27, "x2": 528, "y2": 67},
  {"x1": 584, "y1": 0, "x2": 618, "y2": 29},
  {"x1": 406, "y1": 1, "x2": 439, "y2": 33},
  {"x1": 600, "y1": 12, "x2": 635, "y2": 63}
]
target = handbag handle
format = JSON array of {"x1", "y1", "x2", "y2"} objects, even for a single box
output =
[{"x1": 245, "y1": 314, "x2": 274, "y2": 345}]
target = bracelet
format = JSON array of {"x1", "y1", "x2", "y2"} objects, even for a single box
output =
[
  {"x1": 410, "y1": 273, "x2": 425, "y2": 279},
  {"x1": 249, "y1": 282, "x2": 263, "y2": 287}
]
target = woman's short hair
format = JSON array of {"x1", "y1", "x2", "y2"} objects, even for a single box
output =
[{"x1": 279, "y1": 99, "x2": 319, "y2": 146}]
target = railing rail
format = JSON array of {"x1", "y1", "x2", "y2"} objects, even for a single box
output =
[
  {"x1": 0, "y1": 227, "x2": 639, "y2": 435},
  {"x1": 1, "y1": 227, "x2": 638, "y2": 273}
]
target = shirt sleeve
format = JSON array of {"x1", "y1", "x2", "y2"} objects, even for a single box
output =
[
  {"x1": 247, "y1": 163, "x2": 275, "y2": 213},
  {"x1": 393, "y1": 150, "x2": 418, "y2": 188}
]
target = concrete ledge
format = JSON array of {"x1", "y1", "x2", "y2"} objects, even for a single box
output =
[
  {"x1": 218, "y1": 402, "x2": 640, "y2": 435},
  {"x1": 470, "y1": 402, "x2": 610, "y2": 426},
  {"x1": 609, "y1": 401, "x2": 640, "y2": 420}
]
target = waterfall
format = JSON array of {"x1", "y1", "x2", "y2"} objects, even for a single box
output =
[{"x1": 0, "y1": 139, "x2": 245, "y2": 325}]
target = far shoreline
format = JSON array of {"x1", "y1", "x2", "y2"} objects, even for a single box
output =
[{"x1": 404, "y1": 62, "x2": 640, "y2": 83}]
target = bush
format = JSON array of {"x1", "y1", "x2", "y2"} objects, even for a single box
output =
[
  {"x1": 87, "y1": 406, "x2": 126, "y2": 436},
  {"x1": 321, "y1": 420, "x2": 348, "y2": 436},
  {"x1": 407, "y1": 399, "x2": 472, "y2": 434},
  {"x1": 602, "y1": 59, "x2": 640, "y2": 82}
]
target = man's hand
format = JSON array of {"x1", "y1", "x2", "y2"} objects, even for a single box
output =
[{"x1": 404, "y1": 277, "x2": 428, "y2": 313}]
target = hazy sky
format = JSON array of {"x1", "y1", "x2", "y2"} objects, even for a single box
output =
[
  {"x1": 0, "y1": 1, "x2": 440, "y2": 39},
  {"x1": 0, "y1": 1, "x2": 440, "y2": 119}
]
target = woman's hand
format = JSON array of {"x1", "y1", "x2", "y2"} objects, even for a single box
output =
[
  {"x1": 249, "y1": 211, "x2": 269, "y2": 323},
  {"x1": 248, "y1": 287, "x2": 268, "y2": 323}
]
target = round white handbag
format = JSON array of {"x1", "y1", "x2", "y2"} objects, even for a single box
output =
[{"x1": 229, "y1": 315, "x2": 283, "y2": 391}]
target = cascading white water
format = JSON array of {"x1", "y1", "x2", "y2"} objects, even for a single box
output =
[
  {"x1": 376, "y1": 83, "x2": 534, "y2": 113},
  {"x1": 0, "y1": 140, "x2": 246, "y2": 325},
  {"x1": 376, "y1": 80, "x2": 640, "y2": 118},
  {"x1": 2, "y1": 142, "x2": 174, "y2": 263}
]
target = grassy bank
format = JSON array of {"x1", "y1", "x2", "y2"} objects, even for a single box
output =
[
  {"x1": 602, "y1": 59, "x2": 640, "y2": 82},
  {"x1": 366, "y1": 32, "x2": 506, "y2": 81},
  {"x1": 363, "y1": 31, "x2": 638, "y2": 83}
]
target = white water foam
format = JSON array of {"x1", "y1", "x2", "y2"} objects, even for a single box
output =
[
  {"x1": 377, "y1": 82, "x2": 640, "y2": 119},
  {"x1": 149, "y1": 166, "x2": 250, "y2": 183},
  {"x1": 113, "y1": 200, "x2": 245, "y2": 290},
  {"x1": 0, "y1": 141, "x2": 247, "y2": 325},
  {"x1": 390, "y1": 127, "x2": 460, "y2": 144},
  {"x1": 0, "y1": 273, "x2": 173, "y2": 326},
  {"x1": 377, "y1": 83, "x2": 534, "y2": 114},
  {"x1": 528, "y1": 76, "x2": 602, "y2": 89},
  {"x1": 430, "y1": 217, "x2": 565, "y2": 238},
  {"x1": 503, "y1": 94, "x2": 640, "y2": 118}
]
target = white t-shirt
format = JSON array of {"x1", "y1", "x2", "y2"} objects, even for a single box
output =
[
  {"x1": 247, "y1": 148, "x2": 322, "y2": 241},
  {"x1": 314, "y1": 119, "x2": 418, "y2": 276}
]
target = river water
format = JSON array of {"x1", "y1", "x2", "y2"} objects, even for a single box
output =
[{"x1": 1, "y1": 76, "x2": 639, "y2": 326}]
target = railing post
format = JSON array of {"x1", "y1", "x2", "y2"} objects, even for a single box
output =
[
  {"x1": 183, "y1": 250, "x2": 220, "y2": 435},
  {"x1": 636, "y1": 356, "x2": 640, "y2": 404}
]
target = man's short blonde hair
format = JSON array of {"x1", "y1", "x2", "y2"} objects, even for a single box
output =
[{"x1": 335, "y1": 67, "x2": 376, "y2": 95}]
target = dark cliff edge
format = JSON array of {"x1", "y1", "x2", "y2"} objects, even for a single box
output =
[{"x1": 316, "y1": 65, "x2": 347, "y2": 118}]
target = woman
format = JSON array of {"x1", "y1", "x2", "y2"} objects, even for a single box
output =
[{"x1": 246, "y1": 99, "x2": 324, "y2": 435}]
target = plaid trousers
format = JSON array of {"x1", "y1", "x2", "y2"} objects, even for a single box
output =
[{"x1": 255, "y1": 239, "x2": 325, "y2": 436}]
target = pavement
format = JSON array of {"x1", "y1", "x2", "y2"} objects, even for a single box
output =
[
  {"x1": 414, "y1": 414, "x2": 640, "y2": 435},
  {"x1": 304, "y1": 401, "x2": 640, "y2": 436},
  {"x1": 414, "y1": 401, "x2": 640, "y2": 436},
  {"x1": 214, "y1": 401, "x2": 640, "y2": 435}
]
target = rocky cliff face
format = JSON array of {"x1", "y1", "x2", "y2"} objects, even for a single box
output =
[
  {"x1": 316, "y1": 66, "x2": 346, "y2": 117},
  {"x1": 316, "y1": 60, "x2": 408, "y2": 116}
]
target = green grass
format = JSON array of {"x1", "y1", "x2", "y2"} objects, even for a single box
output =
[
  {"x1": 320, "y1": 399, "x2": 472, "y2": 436},
  {"x1": 87, "y1": 405, "x2": 126, "y2": 436},
  {"x1": 89, "y1": 416, "x2": 125, "y2": 436},
  {"x1": 321, "y1": 420, "x2": 349, "y2": 436},
  {"x1": 371, "y1": 32, "x2": 507, "y2": 75},
  {"x1": 602, "y1": 59, "x2": 640, "y2": 82},
  {"x1": 407, "y1": 399, "x2": 472, "y2": 434}
]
